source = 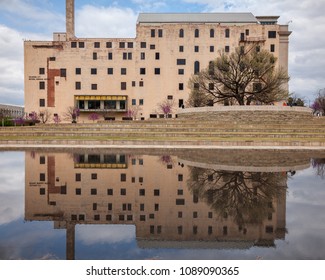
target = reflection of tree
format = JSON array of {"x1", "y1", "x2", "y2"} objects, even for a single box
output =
[
  {"x1": 188, "y1": 167, "x2": 287, "y2": 227},
  {"x1": 312, "y1": 158, "x2": 325, "y2": 179}
]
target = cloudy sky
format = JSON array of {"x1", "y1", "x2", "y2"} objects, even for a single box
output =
[{"x1": 0, "y1": 0, "x2": 324, "y2": 106}]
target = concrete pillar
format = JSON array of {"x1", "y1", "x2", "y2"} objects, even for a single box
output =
[{"x1": 66, "y1": 0, "x2": 75, "y2": 40}]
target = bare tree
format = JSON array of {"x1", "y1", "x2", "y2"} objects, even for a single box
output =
[
  {"x1": 126, "y1": 105, "x2": 142, "y2": 120},
  {"x1": 188, "y1": 45, "x2": 289, "y2": 106},
  {"x1": 39, "y1": 109, "x2": 52, "y2": 124},
  {"x1": 63, "y1": 106, "x2": 80, "y2": 123},
  {"x1": 311, "y1": 89, "x2": 325, "y2": 115},
  {"x1": 157, "y1": 99, "x2": 175, "y2": 118}
]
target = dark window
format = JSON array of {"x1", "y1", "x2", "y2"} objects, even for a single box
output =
[
  {"x1": 246, "y1": 29, "x2": 250, "y2": 36},
  {"x1": 210, "y1": 29, "x2": 215, "y2": 38},
  {"x1": 268, "y1": 31, "x2": 277, "y2": 38},
  {"x1": 140, "y1": 42, "x2": 146, "y2": 48},
  {"x1": 178, "y1": 226, "x2": 183, "y2": 234},
  {"x1": 39, "y1": 81, "x2": 45, "y2": 90},
  {"x1": 119, "y1": 42, "x2": 125, "y2": 48},
  {"x1": 60, "y1": 186, "x2": 66, "y2": 195},
  {"x1": 75, "y1": 188, "x2": 81, "y2": 195},
  {"x1": 151, "y1": 29, "x2": 155, "y2": 37},
  {"x1": 108, "y1": 203, "x2": 113, "y2": 210},
  {"x1": 49, "y1": 57, "x2": 56, "y2": 61},
  {"x1": 91, "y1": 68, "x2": 97, "y2": 75},
  {"x1": 208, "y1": 226, "x2": 213, "y2": 235},
  {"x1": 179, "y1": 46, "x2": 184, "y2": 52},
  {"x1": 176, "y1": 199, "x2": 185, "y2": 205},
  {"x1": 194, "y1": 61, "x2": 200, "y2": 74},
  {"x1": 71, "y1": 42, "x2": 77, "y2": 48},
  {"x1": 210, "y1": 46, "x2": 214, "y2": 52},
  {"x1": 179, "y1": 83, "x2": 184, "y2": 90},
  {"x1": 194, "y1": 46, "x2": 199, "y2": 52},
  {"x1": 225, "y1": 28, "x2": 230, "y2": 38},
  {"x1": 40, "y1": 188, "x2": 45, "y2": 195},
  {"x1": 270, "y1": 44, "x2": 275, "y2": 52},
  {"x1": 108, "y1": 52, "x2": 113, "y2": 60},
  {"x1": 154, "y1": 189, "x2": 160, "y2": 196},
  {"x1": 39, "y1": 99, "x2": 45, "y2": 107},
  {"x1": 121, "y1": 82, "x2": 127, "y2": 90},
  {"x1": 106, "y1": 214, "x2": 112, "y2": 221},
  {"x1": 107, "y1": 68, "x2": 113, "y2": 75},
  {"x1": 223, "y1": 226, "x2": 228, "y2": 235},
  {"x1": 94, "y1": 42, "x2": 100, "y2": 48},
  {"x1": 60, "y1": 68, "x2": 66, "y2": 77},
  {"x1": 193, "y1": 226, "x2": 198, "y2": 234},
  {"x1": 120, "y1": 188, "x2": 126, "y2": 195},
  {"x1": 39, "y1": 68, "x2": 45, "y2": 75},
  {"x1": 79, "y1": 42, "x2": 85, "y2": 48},
  {"x1": 106, "y1": 42, "x2": 112, "y2": 48},
  {"x1": 123, "y1": 52, "x2": 127, "y2": 60},
  {"x1": 139, "y1": 189, "x2": 145, "y2": 196},
  {"x1": 177, "y1": 59, "x2": 186, "y2": 65},
  {"x1": 256, "y1": 45, "x2": 261, "y2": 52},
  {"x1": 93, "y1": 52, "x2": 97, "y2": 60},
  {"x1": 265, "y1": 226, "x2": 274, "y2": 233},
  {"x1": 140, "y1": 68, "x2": 146, "y2": 75},
  {"x1": 140, "y1": 204, "x2": 145, "y2": 211},
  {"x1": 121, "y1": 68, "x2": 127, "y2": 75},
  {"x1": 91, "y1": 173, "x2": 97, "y2": 180},
  {"x1": 140, "y1": 52, "x2": 145, "y2": 60},
  {"x1": 128, "y1": 42, "x2": 133, "y2": 48},
  {"x1": 155, "y1": 204, "x2": 159, "y2": 211},
  {"x1": 208, "y1": 212, "x2": 213, "y2": 218},
  {"x1": 94, "y1": 214, "x2": 100, "y2": 221},
  {"x1": 209, "y1": 83, "x2": 214, "y2": 90},
  {"x1": 194, "y1": 28, "x2": 199, "y2": 38},
  {"x1": 40, "y1": 173, "x2": 45, "y2": 181},
  {"x1": 93, "y1": 203, "x2": 97, "y2": 210},
  {"x1": 158, "y1": 29, "x2": 163, "y2": 37},
  {"x1": 178, "y1": 212, "x2": 182, "y2": 218},
  {"x1": 179, "y1": 29, "x2": 184, "y2": 38},
  {"x1": 91, "y1": 188, "x2": 97, "y2": 195},
  {"x1": 139, "y1": 81, "x2": 144, "y2": 87},
  {"x1": 128, "y1": 52, "x2": 132, "y2": 60},
  {"x1": 107, "y1": 189, "x2": 113, "y2": 195},
  {"x1": 40, "y1": 156, "x2": 45, "y2": 164},
  {"x1": 178, "y1": 69, "x2": 184, "y2": 75},
  {"x1": 225, "y1": 46, "x2": 230, "y2": 52},
  {"x1": 75, "y1": 82, "x2": 81, "y2": 90},
  {"x1": 154, "y1": 68, "x2": 160, "y2": 75},
  {"x1": 75, "y1": 173, "x2": 81, "y2": 181},
  {"x1": 120, "y1": 173, "x2": 126, "y2": 182},
  {"x1": 75, "y1": 68, "x2": 81, "y2": 75},
  {"x1": 150, "y1": 44, "x2": 155, "y2": 49},
  {"x1": 253, "y1": 82, "x2": 262, "y2": 92},
  {"x1": 91, "y1": 84, "x2": 97, "y2": 90},
  {"x1": 155, "y1": 52, "x2": 160, "y2": 60},
  {"x1": 140, "y1": 215, "x2": 146, "y2": 221},
  {"x1": 178, "y1": 174, "x2": 183, "y2": 181}
]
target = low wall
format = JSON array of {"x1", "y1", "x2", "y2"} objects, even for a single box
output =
[{"x1": 177, "y1": 105, "x2": 313, "y2": 123}]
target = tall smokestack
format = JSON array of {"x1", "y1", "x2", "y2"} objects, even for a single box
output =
[{"x1": 66, "y1": 0, "x2": 75, "y2": 40}]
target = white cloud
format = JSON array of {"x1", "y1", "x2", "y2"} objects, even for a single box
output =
[
  {"x1": 76, "y1": 224, "x2": 135, "y2": 245},
  {"x1": 76, "y1": 5, "x2": 138, "y2": 38}
]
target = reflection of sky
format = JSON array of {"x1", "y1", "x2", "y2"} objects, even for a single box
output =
[{"x1": 0, "y1": 152, "x2": 325, "y2": 260}]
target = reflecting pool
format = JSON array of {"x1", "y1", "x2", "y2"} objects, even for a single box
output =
[{"x1": 0, "y1": 149, "x2": 324, "y2": 260}]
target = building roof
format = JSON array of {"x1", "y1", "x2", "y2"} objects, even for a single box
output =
[{"x1": 137, "y1": 13, "x2": 259, "y2": 24}]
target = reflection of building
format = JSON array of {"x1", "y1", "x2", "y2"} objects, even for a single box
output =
[
  {"x1": 25, "y1": 151, "x2": 287, "y2": 259},
  {"x1": 24, "y1": 0, "x2": 291, "y2": 122},
  {"x1": 0, "y1": 104, "x2": 24, "y2": 119}
]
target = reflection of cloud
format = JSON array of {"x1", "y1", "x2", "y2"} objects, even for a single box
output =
[
  {"x1": 76, "y1": 225, "x2": 135, "y2": 245},
  {"x1": 0, "y1": 152, "x2": 25, "y2": 225}
]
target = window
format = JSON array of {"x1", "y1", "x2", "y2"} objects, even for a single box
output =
[
  {"x1": 91, "y1": 188, "x2": 97, "y2": 195},
  {"x1": 75, "y1": 188, "x2": 81, "y2": 195},
  {"x1": 139, "y1": 99, "x2": 144, "y2": 105},
  {"x1": 79, "y1": 42, "x2": 85, "y2": 48},
  {"x1": 40, "y1": 173, "x2": 46, "y2": 181},
  {"x1": 132, "y1": 81, "x2": 136, "y2": 87},
  {"x1": 178, "y1": 212, "x2": 182, "y2": 218},
  {"x1": 177, "y1": 59, "x2": 186, "y2": 65},
  {"x1": 225, "y1": 46, "x2": 230, "y2": 52},
  {"x1": 194, "y1": 61, "x2": 200, "y2": 74},
  {"x1": 120, "y1": 173, "x2": 126, "y2": 182},
  {"x1": 75, "y1": 68, "x2": 81, "y2": 75},
  {"x1": 39, "y1": 99, "x2": 45, "y2": 107},
  {"x1": 106, "y1": 42, "x2": 112, "y2": 48},
  {"x1": 177, "y1": 189, "x2": 183, "y2": 195},
  {"x1": 246, "y1": 29, "x2": 250, "y2": 36},
  {"x1": 132, "y1": 99, "x2": 136, "y2": 106},
  {"x1": 91, "y1": 173, "x2": 97, "y2": 180},
  {"x1": 40, "y1": 156, "x2": 45, "y2": 164},
  {"x1": 194, "y1": 28, "x2": 199, "y2": 38},
  {"x1": 150, "y1": 44, "x2": 155, "y2": 50},
  {"x1": 225, "y1": 28, "x2": 230, "y2": 38},
  {"x1": 128, "y1": 52, "x2": 132, "y2": 60},
  {"x1": 91, "y1": 84, "x2": 97, "y2": 90},
  {"x1": 119, "y1": 42, "x2": 125, "y2": 48},
  {"x1": 167, "y1": 95, "x2": 173, "y2": 100},
  {"x1": 176, "y1": 199, "x2": 185, "y2": 205},
  {"x1": 94, "y1": 42, "x2": 100, "y2": 48},
  {"x1": 270, "y1": 44, "x2": 275, "y2": 52},
  {"x1": 140, "y1": 42, "x2": 146, "y2": 48},
  {"x1": 178, "y1": 174, "x2": 183, "y2": 181},
  {"x1": 120, "y1": 188, "x2": 126, "y2": 195},
  {"x1": 210, "y1": 46, "x2": 214, "y2": 52},
  {"x1": 155, "y1": 52, "x2": 160, "y2": 60},
  {"x1": 178, "y1": 69, "x2": 184, "y2": 75},
  {"x1": 179, "y1": 29, "x2": 184, "y2": 38},
  {"x1": 39, "y1": 68, "x2": 45, "y2": 75},
  {"x1": 179, "y1": 83, "x2": 184, "y2": 90},
  {"x1": 155, "y1": 204, "x2": 159, "y2": 211},
  {"x1": 106, "y1": 215, "x2": 112, "y2": 221},
  {"x1": 93, "y1": 52, "x2": 97, "y2": 60},
  {"x1": 140, "y1": 52, "x2": 145, "y2": 60},
  {"x1": 179, "y1": 46, "x2": 184, "y2": 52},
  {"x1": 265, "y1": 226, "x2": 274, "y2": 233},
  {"x1": 128, "y1": 42, "x2": 133, "y2": 48},
  {"x1": 193, "y1": 226, "x2": 198, "y2": 235},
  {"x1": 108, "y1": 52, "x2": 113, "y2": 60},
  {"x1": 108, "y1": 203, "x2": 113, "y2": 210},
  {"x1": 140, "y1": 204, "x2": 145, "y2": 211},
  {"x1": 121, "y1": 82, "x2": 127, "y2": 90},
  {"x1": 60, "y1": 68, "x2": 66, "y2": 77},
  {"x1": 194, "y1": 46, "x2": 199, "y2": 52},
  {"x1": 75, "y1": 82, "x2": 81, "y2": 90},
  {"x1": 154, "y1": 189, "x2": 160, "y2": 196},
  {"x1": 140, "y1": 68, "x2": 146, "y2": 75},
  {"x1": 151, "y1": 29, "x2": 155, "y2": 37},
  {"x1": 40, "y1": 188, "x2": 45, "y2": 195},
  {"x1": 91, "y1": 68, "x2": 97, "y2": 75},
  {"x1": 107, "y1": 189, "x2": 113, "y2": 195},
  {"x1": 210, "y1": 29, "x2": 215, "y2": 38},
  {"x1": 71, "y1": 42, "x2": 77, "y2": 48},
  {"x1": 256, "y1": 45, "x2": 261, "y2": 52},
  {"x1": 178, "y1": 226, "x2": 183, "y2": 234},
  {"x1": 208, "y1": 226, "x2": 213, "y2": 235},
  {"x1": 223, "y1": 226, "x2": 228, "y2": 235},
  {"x1": 158, "y1": 29, "x2": 163, "y2": 37},
  {"x1": 139, "y1": 189, "x2": 145, "y2": 196},
  {"x1": 121, "y1": 68, "x2": 127, "y2": 75},
  {"x1": 253, "y1": 82, "x2": 262, "y2": 92},
  {"x1": 268, "y1": 31, "x2": 277, "y2": 38},
  {"x1": 107, "y1": 68, "x2": 113, "y2": 75},
  {"x1": 154, "y1": 68, "x2": 160, "y2": 75},
  {"x1": 75, "y1": 173, "x2": 81, "y2": 181},
  {"x1": 139, "y1": 81, "x2": 144, "y2": 87},
  {"x1": 123, "y1": 53, "x2": 127, "y2": 60},
  {"x1": 93, "y1": 203, "x2": 97, "y2": 210},
  {"x1": 194, "y1": 83, "x2": 199, "y2": 89},
  {"x1": 39, "y1": 81, "x2": 45, "y2": 90}
]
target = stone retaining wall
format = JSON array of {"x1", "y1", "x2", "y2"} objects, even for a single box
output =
[{"x1": 177, "y1": 106, "x2": 313, "y2": 123}]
